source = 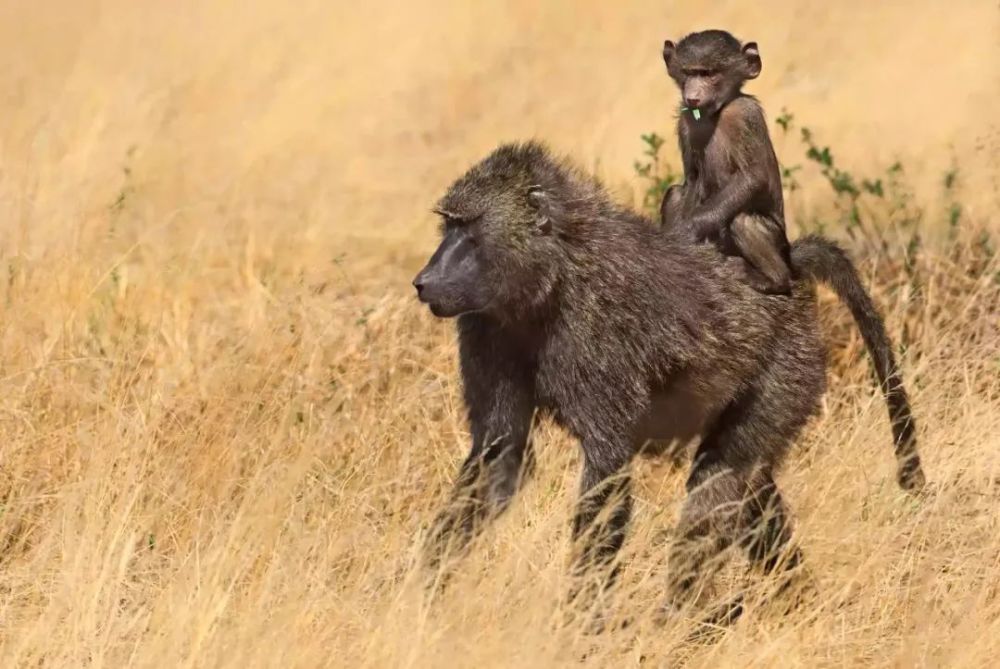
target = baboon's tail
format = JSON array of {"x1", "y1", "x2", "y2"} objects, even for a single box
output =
[{"x1": 791, "y1": 235, "x2": 926, "y2": 492}]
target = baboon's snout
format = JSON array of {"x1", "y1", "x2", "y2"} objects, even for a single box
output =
[
  {"x1": 411, "y1": 263, "x2": 472, "y2": 318},
  {"x1": 411, "y1": 274, "x2": 425, "y2": 299},
  {"x1": 412, "y1": 266, "x2": 435, "y2": 303}
]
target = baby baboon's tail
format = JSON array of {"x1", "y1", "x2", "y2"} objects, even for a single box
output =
[{"x1": 791, "y1": 235, "x2": 926, "y2": 492}]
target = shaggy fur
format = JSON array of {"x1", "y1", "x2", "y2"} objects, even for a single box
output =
[
  {"x1": 661, "y1": 30, "x2": 792, "y2": 294},
  {"x1": 420, "y1": 141, "x2": 925, "y2": 615}
]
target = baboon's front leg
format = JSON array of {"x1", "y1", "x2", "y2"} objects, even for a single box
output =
[
  {"x1": 572, "y1": 453, "x2": 632, "y2": 574},
  {"x1": 422, "y1": 339, "x2": 535, "y2": 575},
  {"x1": 567, "y1": 443, "x2": 634, "y2": 621},
  {"x1": 424, "y1": 423, "x2": 535, "y2": 572}
]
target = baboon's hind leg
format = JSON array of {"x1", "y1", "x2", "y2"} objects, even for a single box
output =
[
  {"x1": 663, "y1": 360, "x2": 821, "y2": 622},
  {"x1": 739, "y1": 472, "x2": 801, "y2": 575},
  {"x1": 664, "y1": 459, "x2": 796, "y2": 623}
]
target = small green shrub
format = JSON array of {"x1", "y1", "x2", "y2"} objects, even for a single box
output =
[{"x1": 633, "y1": 132, "x2": 681, "y2": 216}]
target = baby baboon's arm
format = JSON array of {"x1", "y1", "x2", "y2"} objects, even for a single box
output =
[{"x1": 686, "y1": 103, "x2": 773, "y2": 242}]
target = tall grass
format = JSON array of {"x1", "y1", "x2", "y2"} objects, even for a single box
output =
[{"x1": 0, "y1": 2, "x2": 997, "y2": 667}]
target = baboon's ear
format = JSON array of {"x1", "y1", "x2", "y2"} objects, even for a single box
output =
[
  {"x1": 527, "y1": 185, "x2": 546, "y2": 209},
  {"x1": 527, "y1": 185, "x2": 553, "y2": 235},
  {"x1": 742, "y1": 42, "x2": 761, "y2": 79},
  {"x1": 662, "y1": 40, "x2": 675, "y2": 68}
]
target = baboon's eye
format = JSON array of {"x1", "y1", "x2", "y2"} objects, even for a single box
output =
[
  {"x1": 434, "y1": 209, "x2": 482, "y2": 229},
  {"x1": 435, "y1": 209, "x2": 461, "y2": 226},
  {"x1": 460, "y1": 214, "x2": 484, "y2": 228}
]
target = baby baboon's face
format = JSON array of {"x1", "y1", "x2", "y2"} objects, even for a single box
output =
[{"x1": 663, "y1": 30, "x2": 761, "y2": 119}]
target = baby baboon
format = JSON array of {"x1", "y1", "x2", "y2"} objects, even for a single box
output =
[
  {"x1": 661, "y1": 30, "x2": 792, "y2": 295},
  {"x1": 413, "y1": 142, "x2": 924, "y2": 621}
]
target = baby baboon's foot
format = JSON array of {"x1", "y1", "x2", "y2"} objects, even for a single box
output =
[
  {"x1": 725, "y1": 257, "x2": 792, "y2": 295},
  {"x1": 746, "y1": 270, "x2": 792, "y2": 295}
]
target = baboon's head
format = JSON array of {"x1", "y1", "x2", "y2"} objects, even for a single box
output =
[
  {"x1": 413, "y1": 142, "x2": 565, "y2": 320},
  {"x1": 662, "y1": 29, "x2": 760, "y2": 118}
]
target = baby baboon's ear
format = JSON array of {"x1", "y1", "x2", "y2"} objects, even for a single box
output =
[
  {"x1": 662, "y1": 40, "x2": 675, "y2": 68},
  {"x1": 742, "y1": 41, "x2": 761, "y2": 79}
]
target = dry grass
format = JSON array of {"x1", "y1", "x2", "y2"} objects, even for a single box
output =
[{"x1": 0, "y1": 1, "x2": 998, "y2": 667}]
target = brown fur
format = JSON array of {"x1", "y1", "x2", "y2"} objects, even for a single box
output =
[
  {"x1": 416, "y1": 142, "x2": 925, "y2": 622},
  {"x1": 661, "y1": 30, "x2": 792, "y2": 295}
]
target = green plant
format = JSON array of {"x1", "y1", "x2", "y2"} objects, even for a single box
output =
[
  {"x1": 633, "y1": 132, "x2": 680, "y2": 216},
  {"x1": 634, "y1": 112, "x2": 993, "y2": 288},
  {"x1": 775, "y1": 109, "x2": 803, "y2": 193},
  {"x1": 771, "y1": 113, "x2": 925, "y2": 253}
]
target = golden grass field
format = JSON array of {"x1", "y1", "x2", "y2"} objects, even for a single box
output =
[{"x1": 0, "y1": 1, "x2": 998, "y2": 666}]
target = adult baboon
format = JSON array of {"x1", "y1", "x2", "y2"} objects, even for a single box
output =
[{"x1": 413, "y1": 142, "x2": 924, "y2": 617}]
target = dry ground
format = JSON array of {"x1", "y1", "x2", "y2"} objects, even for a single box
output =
[{"x1": 0, "y1": 1, "x2": 998, "y2": 667}]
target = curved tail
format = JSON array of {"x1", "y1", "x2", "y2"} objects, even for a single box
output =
[{"x1": 791, "y1": 234, "x2": 926, "y2": 492}]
